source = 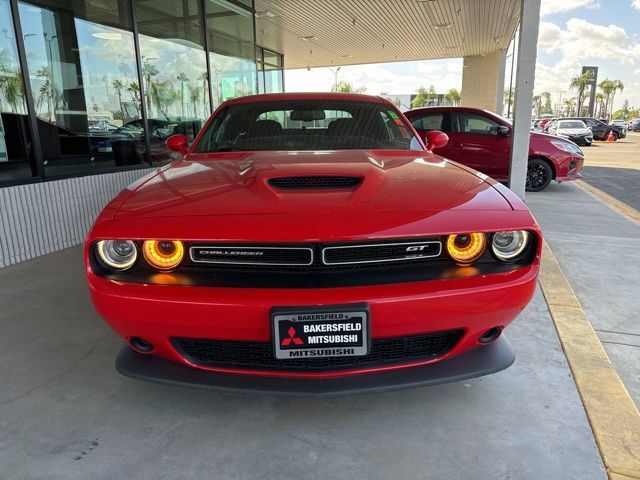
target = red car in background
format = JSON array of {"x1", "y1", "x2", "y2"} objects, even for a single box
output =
[
  {"x1": 405, "y1": 107, "x2": 584, "y2": 191},
  {"x1": 85, "y1": 93, "x2": 541, "y2": 396}
]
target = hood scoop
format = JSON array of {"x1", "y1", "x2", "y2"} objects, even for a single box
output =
[{"x1": 267, "y1": 175, "x2": 362, "y2": 190}]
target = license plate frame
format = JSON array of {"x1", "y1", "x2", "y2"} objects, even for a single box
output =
[{"x1": 271, "y1": 303, "x2": 370, "y2": 360}]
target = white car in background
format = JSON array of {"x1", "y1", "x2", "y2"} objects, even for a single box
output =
[{"x1": 547, "y1": 119, "x2": 593, "y2": 146}]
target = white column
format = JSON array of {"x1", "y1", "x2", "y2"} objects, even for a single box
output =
[
  {"x1": 460, "y1": 51, "x2": 507, "y2": 114},
  {"x1": 508, "y1": 0, "x2": 541, "y2": 199}
]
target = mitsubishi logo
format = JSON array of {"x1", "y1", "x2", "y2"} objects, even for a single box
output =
[{"x1": 281, "y1": 326, "x2": 304, "y2": 346}]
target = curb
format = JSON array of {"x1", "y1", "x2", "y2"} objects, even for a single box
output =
[
  {"x1": 539, "y1": 241, "x2": 640, "y2": 480},
  {"x1": 576, "y1": 180, "x2": 640, "y2": 228}
]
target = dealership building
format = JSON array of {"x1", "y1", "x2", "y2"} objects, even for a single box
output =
[{"x1": 0, "y1": 0, "x2": 539, "y2": 267}]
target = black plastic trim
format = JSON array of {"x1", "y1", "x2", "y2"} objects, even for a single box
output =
[{"x1": 115, "y1": 335, "x2": 516, "y2": 397}]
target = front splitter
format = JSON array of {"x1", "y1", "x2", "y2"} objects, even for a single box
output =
[{"x1": 115, "y1": 336, "x2": 515, "y2": 397}]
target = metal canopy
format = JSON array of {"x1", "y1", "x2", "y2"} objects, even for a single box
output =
[{"x1": 255, "y1": 0, "x2": 521, "y2": 68}]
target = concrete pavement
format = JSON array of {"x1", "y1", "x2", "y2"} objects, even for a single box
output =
[
  {"x1": 528, "y1": 182, "x2": 640, "y2": 405},
  {"x1": 0, "y1": 247, "x2": 606, "y2": 480}
]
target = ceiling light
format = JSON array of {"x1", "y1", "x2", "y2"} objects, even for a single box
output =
[
  {"x1": 92, "y1": 32, "x2": 122, "y2": 41},
  {"x1": 255, "y1": 10, "x2": 276, "y2": 18},
  {"x1": 300, "y1": 35, "x2": 317, "y2": 42},
  {"x1": 432, "y1": 23, "x2": 452, "y2": 30}
]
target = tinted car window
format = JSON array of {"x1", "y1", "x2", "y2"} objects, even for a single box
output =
[
  {"x1": 194, "y1": 100, "x2": 421, "y2": 152},
  {"x1": 451, "y1": 112, "x2": 499, "y2": 135},
  {"x1": 410, "y1": 113, "x2": 443, "y2": 131}
]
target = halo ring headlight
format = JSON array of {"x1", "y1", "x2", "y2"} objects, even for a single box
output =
[
  {"x1": 96, "y1": 240, "x2": 137, "y2": 270},
  {"x1": 446, "y1": 233, "x2": 486, "y2": 264},
  {"x1": 143, "y1": 240, "x2": 185, "y2": 271},
  {"x1": 491, "y1": 231, "x2": 529, "y2": 261}
]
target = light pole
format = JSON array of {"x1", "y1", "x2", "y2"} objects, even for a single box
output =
[
  {"x1": 43, "y1": 32, "x2": 57, "y2": 64},
  {"x1": 329, "y1": 66, "x2": 341, "y2": 91}
]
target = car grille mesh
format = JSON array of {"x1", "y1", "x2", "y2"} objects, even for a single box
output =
[
  {"x1": 173, "y1": 330, "x2": 463, "y2": 372},
  {"x1": 189, "y1": 238, "x2": 443, "y2": 269},
  {"x1": 268, "y1": 176, "x2": 362, "y2": 190}
]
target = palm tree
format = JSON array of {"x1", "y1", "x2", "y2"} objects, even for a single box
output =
[
  {"x1": 141, "y1": 58, "x2": 159, "y2": 113},
  {"x1": 35, "y1": 66, "x2": 57, "y2": 121},
  {"x1": 594, "y1": 92, "x2": 605, "y2": 118},
  {"x1": 444, "y1": 88, "x2": 461, "y2": 106},
  {"x1": 563, "y1": 99, "x2": 576, "y2": 117},
  {"x1": 597, "y1": 79, "x2": 623, "y2": 120},
  {"x1": 199, "y1": 71, "x2": 209, "y2": 115},
  {"x1": 532, "y1": 95, "x2": 542, "y2": 117},
  {"x1": 569, "y1": 73, "x2": 591, "y2": 117},
  {"x1": 177, "y1": 72, "x2": 189, "y2": 117},
  {"x1": 112, "y1": 79, "x2": 124, "y2": 120},
  {"x1": 540, "y1": 91, "x2": 552, "y2": 114},
  {"x1": 608, "y1": 80, "x2": 624, "y2": 120},
  {"x1": 190, "y1": 85, "x2": 202, "y2": 118},
  {"x1": 127, "y1": 81, "x2": 140, "y2": 114}
]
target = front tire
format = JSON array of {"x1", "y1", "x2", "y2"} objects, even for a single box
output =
[{"x1": 526, "y1": 158, "x2": 553, "y2": 192}]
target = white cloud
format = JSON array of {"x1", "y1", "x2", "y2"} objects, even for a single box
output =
[
  {"x1": 541, "y1": 0, "x2": 600, "y2": 16},
  {"x1": 537, "y1": 18, "x2": 640, "y2": 64},
  {"x1": 534, "y1": 18, "x2": 640, "y2": 111},
  {"x1": 633, "y1": 0, "x2": 640, "y2": 11}
]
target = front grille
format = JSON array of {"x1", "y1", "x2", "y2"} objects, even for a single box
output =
[
  {"x1": 268, "y1": 176, "x2": 362, "y2": 190},
  {"x1": 188, "y1": 238, "x2": 443, "y2": 269},
  {"x1": 323, "y1": 241, "x2": 441, "y2": 265},
  {"x1": 173, "y1": 330, "x2": 463, "y2": 372},
  {"x1": 190, "y1": 245, "x2": 313, "y2": 266}
]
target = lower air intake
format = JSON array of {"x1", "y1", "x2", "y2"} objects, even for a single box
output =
[{"x1": 173, "y1": 330, "x2": 463, "y2": 372}]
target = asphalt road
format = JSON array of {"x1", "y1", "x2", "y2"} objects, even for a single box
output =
[{"x1": 580, "y1": 132, "x2": 640, "y2": 211}]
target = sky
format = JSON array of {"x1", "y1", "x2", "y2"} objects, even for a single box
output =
[{"x1": 285, "y1": 0, "x2": 640, "y2": 112}]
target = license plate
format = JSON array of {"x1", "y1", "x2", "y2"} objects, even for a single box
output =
[{"x1": 272, "y1": 305, "x2": 369, "y2": 360}]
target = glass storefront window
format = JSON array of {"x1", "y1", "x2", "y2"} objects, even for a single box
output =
[
  {"x1": 256, "y1": 46, "x2": 283, "y2": 95},
  {"x1": 18, "y1": 0, "x2": 145, "y2": 177},
  {"x1": 206, "y1": 0, "x2": 256, "y2": 108},
  {"x1": 0, "y1": 0, "x2": 35, "y2": 182},
  {"x1": 1, "y1": 0, "x2": 266, "y2": 185},
  {"x1": 136, "y1": 0, "x2": 209, "y2": 164}
]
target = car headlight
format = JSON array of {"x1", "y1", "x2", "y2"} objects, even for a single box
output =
[
  {"x1": 446, "y1": 233, "x2": 486, "y2": 264},
  {"x1": 550, "y1": 140, "x2": 583, "y2": 156},
  {"x1": 491, "y1": 231, "x2": 529, "y2": 261},
  {"x1": 96, "y1": 240, "x2": 138, "y2": 270},
  {"x1": 143, "y1": 240, "x2": 185, "y2": 270}
]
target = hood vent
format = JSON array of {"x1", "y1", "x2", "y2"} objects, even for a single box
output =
[{"x1": 268, "y1": 176, "x2": 362, "y2": 190}]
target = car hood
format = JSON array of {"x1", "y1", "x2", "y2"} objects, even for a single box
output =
[
  {"x1": 557, "y1": 128, "x2": 591, "y2": 135},
  {"x1": 116, "y1": 150, "x2": 511, "y2": 219},
  {"x1": 97, "y1": 150, "x2": 533, "y2": 243}
]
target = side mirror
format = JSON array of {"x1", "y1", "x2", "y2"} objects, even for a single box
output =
[
  {"x1": 425, "y1": 130, "x2": 449, "y2": 151},
  {"x1": 497, "y1": 125, "x2": 511, "y2": 137},
  {"x1": 166, "y1": 134, "x2": 189, "y2": 155}
]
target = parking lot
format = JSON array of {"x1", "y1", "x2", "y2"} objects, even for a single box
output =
[{"x1": 3, "y1": 136, "x2": 640, "y2": 479}]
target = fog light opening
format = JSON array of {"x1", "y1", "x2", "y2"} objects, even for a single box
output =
[
  {"x1": 478, "y1": 327, "x2": 502, "y2": 344},
  {"x1": 129, "y1": 336, "x2": 154, "y2": 354}
]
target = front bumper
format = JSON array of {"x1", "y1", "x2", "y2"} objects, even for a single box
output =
[
  {"x1": 566, "y1": 135, "x2": 592, "y2": 146},
  {"x1": 116, "y1": 335, "x2": 516, "y2": 397},
  {"x1": 89, "y1": 263, "x2": 538, "y2": 383}
]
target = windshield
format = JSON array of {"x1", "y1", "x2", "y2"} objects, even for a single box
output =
[
  {"x1": 558, "y1": 121, "x2": 586, "y2": 129},
  {"x1": 194, "y1": 100, "x2": 421, "y2": 152}
]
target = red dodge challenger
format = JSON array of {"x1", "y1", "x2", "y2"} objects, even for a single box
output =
[{"x1": 85, "y1": 93, "x2": 541, "y2": 396}]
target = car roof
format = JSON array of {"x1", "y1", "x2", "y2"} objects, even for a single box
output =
[
  {"x1": 221, "y1": 92, "x2": 390, "y2": 106},
  {"x1": 403, "y1": 106, "x2": 499, "y2": 117}
]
